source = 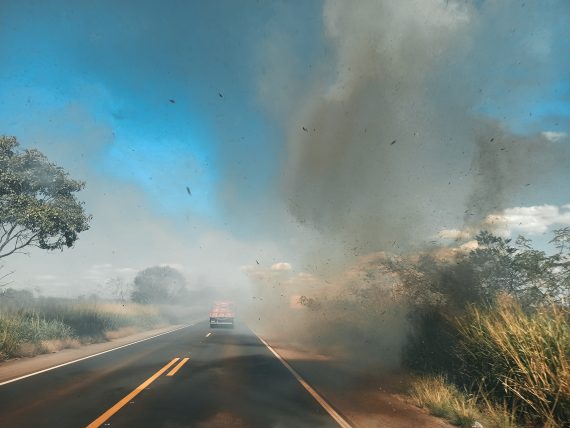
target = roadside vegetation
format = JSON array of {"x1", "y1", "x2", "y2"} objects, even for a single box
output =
[
  {"x1": 0, "y1": 290, "x2": 167, "y2": 360},
  {"x1": 397, "y1": 231, "x2": 569, "y2": 427},
  {"x1": 294, "y1": 229, "x2": 569, "y2": 427}
]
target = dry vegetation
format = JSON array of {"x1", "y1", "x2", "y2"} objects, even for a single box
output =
[
  {"x1": 403, "y1": 233, "x2": 570, "y2": 427},
  {"x1": 280, "y1": 230, "x2": 570, "y2": 427},
  {"x1": 410, "y1": 297, "x2": 569, "y2": 427},
  {"x1": 0, "y1": 293, "x2": 167, "y2": 360},
  {"x1": 455, "y1": 299, "x2": 569, "y2": 427},
  {"x1": 410, "y1": 375, "x2": 519, "y2": 428}
]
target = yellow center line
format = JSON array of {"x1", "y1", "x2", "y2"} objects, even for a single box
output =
[
  {"x1": 86, "y1": 357, "x2": 180, "y2": 428},
  {"x1": 166, "y1": 357, "x2": 190, "y2": 377},
  {"x1": 205, "y1": 332, "x2": 212, "y2": 338}
]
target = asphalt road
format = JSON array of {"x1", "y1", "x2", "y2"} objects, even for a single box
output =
[{"x1": 0, "y1": 321, "x2": 344, "y2": 428}]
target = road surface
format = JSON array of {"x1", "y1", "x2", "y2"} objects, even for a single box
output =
[{"x1": 0, "y1": 321, "x2": 347, "y2": 428}]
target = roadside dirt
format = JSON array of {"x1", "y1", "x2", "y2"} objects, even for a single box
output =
[
  {"x1": 0, "y1": 324, "x2": 187, "y2": 384},
  {"x1": 269, "y1": 341, "x2": 453, "y2": 428}
]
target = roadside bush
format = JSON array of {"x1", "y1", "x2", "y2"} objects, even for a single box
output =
[
  {"x1": 34, "y1": 300, "x2": 163, "y2": 339},
  {"x1": 394, "y1": 231, "x2": 570, "y2": 426},
  {"x1": 0, "y1": 297, "x2": 166, "y2": 360},
  {"x1": 456, "y1": 297, "x2": 569, "y2": 426},
  {"x1": 410, "y1": 375, "x2": 519, "y2": 428},
  {"x1": 410, "y1": 375, "x2": 482, "y2": 427},
  {"x1": 0, "y1": 312, "x2": 74, "y2": 359}
]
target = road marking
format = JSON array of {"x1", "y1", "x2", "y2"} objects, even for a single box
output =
[
  {"x1": 166, "y1": 357, "x2": 189, "y2": 376},
  {"x1": 87, "y1": 358, "x2": 180, "y2": 428},
  {"x1": 205, "y1": 332, "x2": 212, "y2": 337},
  {"x1": 255, "y1": 334, "x2": 353, "y2": 428},
  {"x1": 0, "y1": 324, "x2": 195, "y2": 387}
]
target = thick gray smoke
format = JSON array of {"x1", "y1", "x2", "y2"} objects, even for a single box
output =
[
  {"x1": 263, "y1": 0, "x2": 570, "y2": 253},
  {"x1": 248, "y1": 0, "x2": 570, "y2": 368},
  {"x1": 466, "y1": 127, "x2": 570, "y2": 226}
]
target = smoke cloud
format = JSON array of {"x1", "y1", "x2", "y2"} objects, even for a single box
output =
[{"x1": 257, "y1": 0, "x2": 570, "y2": 255}]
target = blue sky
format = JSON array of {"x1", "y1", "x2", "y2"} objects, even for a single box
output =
[{"x1": 0, "y1": 0, "x2": 323, "y2": 234}]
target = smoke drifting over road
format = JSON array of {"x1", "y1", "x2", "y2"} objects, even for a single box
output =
[
  {"x1": 247, "y1": 0, "x2": 570, "y2": 367},
  {"x1": 3, "y1": 0, "x2": 570, "y2": 373}
]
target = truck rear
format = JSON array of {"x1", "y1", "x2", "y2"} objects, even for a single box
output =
[{"x1": 209, "y1": 301, "x2": 235, "y2": 328}]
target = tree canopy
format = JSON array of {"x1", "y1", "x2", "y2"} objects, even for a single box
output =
[
  {"x1": 131, "y1": 266, "x2": 189, "y2": 304},
  {"x1": 0, "y1": 136, "x2": 91, "y2": 259}
]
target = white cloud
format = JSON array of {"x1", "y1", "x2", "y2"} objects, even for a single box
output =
[
  {"x1": 439, "y1": 204, "x2": 570, "y2": 241},
  {"x1": 159, "y1": 263, "x2": 185, "y2": 271},
  {"x1": 485, "y1": 204, "x2": 570, "y2": 235},
  {"x1": 542, "y1": 131, "x2": 568, "y2": 142},
  {"x1": 439, "y1": 228, "x2": 473, "y2": 240},
  {"x1": 91, "y1": 263, "x2": 113, "y2": 269},
  {"x1": 271, "y1": 262, "x2": 292, "y2": 271},
  {"x1": 34, "y1": 274, "x2": 57, "y2": 281},
  {"x1": 82, "y1": 263, "x2": 139, "y2": 283}
]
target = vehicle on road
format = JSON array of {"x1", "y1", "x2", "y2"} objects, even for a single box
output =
[{"x1": 209, "y1": 301, "x2": 235, "y2": 328}]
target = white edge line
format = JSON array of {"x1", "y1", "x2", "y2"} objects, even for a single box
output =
[
  {"x1": 0, "y1": 323, "x2": 196, "y2": 387},
  {"x1": 254, "y1": 333, "x2": 352, "y2": 428}
]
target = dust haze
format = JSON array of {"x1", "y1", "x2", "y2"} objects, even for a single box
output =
[
  {"x1": 247, "y1": 0, "x2": 570, "y2": 365},
  {"x1": 3, "y1": 0, "x2": 570, "y2": 367}
]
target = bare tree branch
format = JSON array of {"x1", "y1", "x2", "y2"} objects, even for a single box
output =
[
  {"x1": 0, "y1": 233, "x2": 40, "y2": 259},
  {"x1": 0, "y1": 265, "x2": 14, "y2": 288}
]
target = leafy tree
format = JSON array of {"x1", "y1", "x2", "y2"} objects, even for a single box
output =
[
  {"x1": 550, "y1": 227, "x2": 570, "y2": 255},
  {"x1": 0, "y1": 287, "x2": 34, "y2": 304},
  {"x1": 0, "y1": 136, "x2": 91, "y2": 259},
  {"x1": 392, "y1": 230, "x2": 570, "y2": 373},
  {"x1": 131, "y1": 266, "x2": 188, "y2": 304},
  {"x1": 469, "y1": 231, "x2": 568, "y2": 306},
  {"x1": 548, "y1": 228, "x2": 570, "y2": 304}
]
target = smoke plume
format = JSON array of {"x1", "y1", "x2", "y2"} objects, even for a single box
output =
[{"x1": 259, "y1": 0, "x2": 570, "y2": 254}]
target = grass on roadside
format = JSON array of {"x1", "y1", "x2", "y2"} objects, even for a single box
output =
[
  {"x1": 410, "y1": 375, "x2": 482, "y2": 427},
  {"x1": 409, "y1": 297, "x2": 569, "y2": 427},
  {"x1": 410, "y1": 375, "x2": 518, "y2": 428},
  {"x1": 456, "y1": 297, "x2": 569, "y2": 427},
  {"x1": 0, "y1": 299, "x2": 167, "y2": 360}
]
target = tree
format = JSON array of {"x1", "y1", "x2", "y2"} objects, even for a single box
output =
[
  {"x1": 0, "y1": 264, "x2": 14, "y2": 288},
  {"x1": 106, "y1": 276, "x2": 132, "y2": 302},
  {"x1": 469, "y1": 231, "x2": 568, "y2": 306},
  {"x1": 0, "y1": 136, "x2": 91, "y2": 259},
  {"x1": 131, "y1": 266, "x2": 188, "y2": 304}
]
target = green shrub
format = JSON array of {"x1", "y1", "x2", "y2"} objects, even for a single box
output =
[{"x1": 0, "y1": 312, "x2": 74, "y2": 358}]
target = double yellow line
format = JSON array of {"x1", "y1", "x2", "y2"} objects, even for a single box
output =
[
  {"x1": 87, "y1": 356, "x2": 190, "y2": 428},
  {"x1": 166, "y1": 357, "x2": 190, "y2": 377}
]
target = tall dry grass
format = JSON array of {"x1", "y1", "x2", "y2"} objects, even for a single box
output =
[
  {"x1": 456, "y1": 297, "x2": 569, "y2": 426},
  {"x1": 0, "y1": 298, "x2": 166, "y2": 360},
  {"x1": 410, "y1": 375, "x2": 482, "y2": 426},
  {"x1": 410, "y1": 375, "x2": 519, "y2": 428}
]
